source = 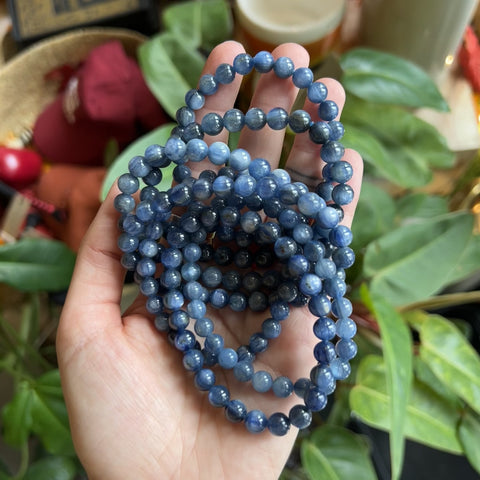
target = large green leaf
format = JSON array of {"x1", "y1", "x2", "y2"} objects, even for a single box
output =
[
  {"x1": 0, "y1": 238, "x2": 75, "y2": 291},
  {"x1": 419, "y1": 314, "x2": 480, "y2": 415},
  {"x1": 364, "y1": 211, "x2": 474, "y2": 306},
  {"x1": 458, "y1": 411, "x2": 480, "y2": 474},
  {"x1": 442, "y1": 232, "x2": 480, "y2": 287},
  {"x1": 162, "y1": 0, "x2": 233, "y2": 52},
  {"x1": 1, "y1": 381, "x2": 33, "y2": 447},
  {"x1": 342, "y1": 97, "x2": 454, "y2": 187},
  {"x1": 361, "y1": 287, "x2": 413, "y2": 480},
  {"x1": 101, "y1": 123, "x2": 176, "y2": 200},
  {"x1": 350, "y1": 180, "x2": 396, "y2": 250},
  {"x1": 24, "y1": 456, "x2": 77, "y2": 480},
  {"x1": 395, "y1": 193, "x2": 449, "y2": 222},
  {"x1": 301, "y1": 425, "x2": 377, "y2": 480},
  {"x1": 350, "y1": 355, "x2": 463, "y2": 454},
  {"x1": 340, "y1": 48, "x2": 448, "y2": 111},
  {"x1": 139, "y1": 31, "x2": 205, "y2": 118}
]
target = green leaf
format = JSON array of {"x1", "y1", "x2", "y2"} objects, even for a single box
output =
[
  {"x1": 351, "y1": 355, "x2": 463, "y2": 454},
  {"x1": 139, "y1": 31, "x2": 205, "y2": 118},
  {"x1": 395, "y1": 193, "x2": 449, "y2": 223},
  {"x1": 442, "y1": 232, "x2": 480, "y2": 287},
  {"x1": 24, "y1": 456, "x2": 77, "y2": 480},
  {"x1": 419, "y1": 314, "x2": 480, "y2": 415},
  {"x1": 101, "y1": 123, "x2": 176, "y2": 200},
  {"x1": 1, "y1": 381, "x2": 33, "y2": 447},
  {"x1": 364, "y1": 212, "x2": 474, "y2": 306},
  {"x1": 350, "y1": 180, "x2": 396, "y2": 250},
  {"x1": 301, "y1": 425, "x2": 377, "y2": 480},
  {"x1": 30, "y1": 383, "x2": 74, "y2": 456},
  {"x1": 342, "y1": 97, "x2": 454, "y2": 187},
  {"x1": 0, "y1": 238, "x2": 75, "y2": 291},
  {"x1": 162, "y1": 0, "x2": 233, "y2": 52},
  {"x1": 458, "y1": 411, "x2": 480, "y2": 474},
  {"x1": 361, "y1": 287, "x2": 413, "y2": 480},
  {"x1": 340, "y1": 48, "x2": 449, "y2": 111}
]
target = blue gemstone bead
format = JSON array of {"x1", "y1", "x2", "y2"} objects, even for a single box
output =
[
  {"x1": 176, "y1": 106, "x2": 196, "y2": 127},
  {"x1": 194, "y1": 317, "x2": 214, "y2": 337},
  {"x1": 240, "y1": 210, "x2": 261, "y2": 233},
  {"x1": 182, "y1": 243, "x2": 202, "y2": 263},
  {"x1": 273, "y1": 56, "x2": 295, "y2": 78},
  {"x1": 310, "y1": 365, "x2": 335, "y2": 393},
  {"x1": 307, "y1": 81, "x2": 328, "y2": 103},
  {"x1": 140, "y1": 277, "x2": 158, "y2": 296},
  {"x1": 128, "y1": 155, "x2": 151, "y2": 177},
  {"x1": 208, "y1": 385, "x2": 230, "y2": 407},
  {"x1": 245, "y1": 410, "x2": 268, "y2": 434},
  {"x1": 304, "y1": 385, "x2": 327, "y2": 411},
  {"x1": 117, "y1": 173, "x2": 139, "y2": 194},
  {"x1": 336, "y1": 338, "x2": 358, "y2": 360},
  {"x1": 234, "y1": 174, "x2": 256, "y2": 198},
  {"x1": 215, "y1": 63, "x2": 235, "y2": 84},
  {"x1": 146, "y1": 295, "x2": 163, "y2": 314},
  {"x1": 255, "y1": 176, "x2": 278, "y2": 198},
  {"x1": 331, "y1": 297, "x2": 353, "y2": 319},
  {"x1": 202, "y1": 349, "x2": 218, "y2": 367},
  {"x1": 164, "y1": 290, "x2": 184, "y2": 310},
  {"x1": 139, "y1": 238, "x2": 159, "y2": 258},
  {"x1": 192, "y1": 178, "x2": 213, "y2": 200},
  {"x1": 316, "y1": 206, "x2": 340, "y2": 229},
  {"x1": 187, "y1": 299, "x2": 207, "y2": 319},
  {"x1": 218, "y1": 348, "x2": 238, "y2": 369},
  {"x1": 121, "y1": 252, "x2": 139, "y2": 271},
  {"x1": 117, "y1": 233, "x2": 138, "y2": 253},
  {"x1": 314, "y1": 341, "x2": 336, "y2": 364},
  {"x1": 270, "y1": 301, "x2": 289, "y2": 321},
  {"x1": 289, "y1": 405, "x2": 312, "y2": 429},
  {"x1": 143, "y1": 168, "x2": 162, "y2": 186},
  {"x1": 136, "y1": 257, "x2": 156, "y2": 277},
  {"x1": 268, "y1": 413, "x2": 291, "y2": 436},
  {"x1": 198, "y1": 73, "x2": 218, "y2": 95},
  {"x1": 154, "y1": 313, "x2": 169, "y2": 332},
  {"x1": 233, "y1": 52, "x2": 254, "y2": 75},
  {"x1": 329, "y1": 160, "x2": 353, "y2": 183},
  {"x1": 252, "y1": 370, "x2": 273, "y2": 393},
  {"x1": 293, "y1": 377, "x2": 311, "y2": 398},
  {"x1": 245, "y1": 108, "x2": 267, "y2": 130},
  {"x1": 205, "y1": 333, "x2": 224, "y2": 354},
  {"x1": 336, "y1": 318, "x2": 357, "y2": 339},
  {"x1": 160, "y1": 269, "x2": 181, "y2": 290},
  {"x1": 233, "y1": 360, "x2": 254, "y2": 382},
  {"x1": 145, "y1": 144, "x2": 170, "y2": 168},
  {"x1": 122, "y1": 215, "x2": 143, "y2": 236},
  {"x1": 266, "y1": 107, "x2": 289, "y2": 130},
  {"x1": 320, "y1": 141, "x2": 345, "y2": 163},
  {"x1": 314, "y1": 258, "x2": 337, "y2": 279},
  {"x1": 194, "y1": 368, "x2": 216, "y2": 391},
  {"x1": 165, "y1": 137, "x2": 187, "y2": 163},
  {"x1": 308, "y1": 293, "x2": 332, "y2": 317},
  {"x1": 169, "y1": 310, "x2": 189, "y2": 330},
  {"x1": 332, "y1": 247, "x2": 355, "y2": 269},
  {"x1": 318, "y1": 100, "x2": 339, "y2": 121},
  {"x1": 212, "y1": 175, "x2": 234, "y2": 197},
  {"x1": 228, "y1": 292, "x2": 246, "y2": 312},
  {"x1": 299, "y1": 273, "x2": 323, "y2": 296},
  {"x1": 182, "y1": 122, "x2": 204, "y2": 141},
  {"x1": 315, "y1": 181, "x2": 334, "y2": 202},
  {"x1": 330, "y1": 358, "x2": 352, "y2": 380},
  {"x1": 223, "y1": 108, "x2": 245, "y2": 132},
  {"x1": 293, "y1": 224, "x2": 314, "y2": 244},
  {"x1": 185, "y1": 89, "x2": 205, "y2": 110},
  {"x1": 313, "y1": 316, "x2": 336, "y2": 340},
  {"x1": 328, "y1": 120, "x2": 345, "y2": 140},
  {"x1": 262, "y1": 318, "x2": 282, "y2": 339},
  {"x1": 174, "y1": 329, "x2": 196, "y2": 352},
  {"x1": 309, "y1": 121, "x2": 331, "y2": 144},
  {"x1": 210, "y1": 288, "x2": 229, "y2": 308},
  {"x1": 288, "y1": 254, "x2": 309, "y2": 277},
  {"x1": 183, "y1": 349, "x2": 204, "y2": 371},
  {"x1": 225, "y1": 399, "x2": 247, "y2": 423},
  {"x1": 292, "y1": 67, "x2": 314, "y2": 88},
  {"x1": 274, "y1": 236, "x2": 297, "y2": 259},
  {"x1": 186, "y1": 138, "x2": 208, "y2": 162},
  {"x1": 229, "y1": 148, "x2": 251, "y2": 171},
  {"x1": 272, "y1": 376, "x2": 294, "y2": 398},
  {"x1": 329, "y1": 225, "x2": 353, "y2": 247},
  {"x1": 181, "y1": 262, "x2": 201, "y2": 281},
  {"x1": 303, "y1": 241, "x2": 325, "y2": 263},
  {"x1": 114, "y1": 193, "x2": 135, "y2": 214},
  {"x1": 332, "y1": 183, "x2": 354, "y2": 205},
  {"x1": 253, "y1": 51, "x2": 274, "y2": 72},
  {"x1": 248, "y1": 157, "x2": 271, "y2": 179},
  {"x1": 201, "y1": 112, "x2": 224, "y2": 136},
  {"x1": 297, "y1": 192, "x2": 326, "y2": 217},
  {"x1": 202, "y1": 266, "x2": 222, "y2": 288},
  {"x1": 289, "y1": 110, "x2": 311, "y2": 133}
]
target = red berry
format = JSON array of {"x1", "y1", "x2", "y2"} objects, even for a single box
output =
[{"x1": 0, "y1": 146, "x2": 43, "y2": 189}]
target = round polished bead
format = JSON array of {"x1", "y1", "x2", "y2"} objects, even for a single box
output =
[
  {"x1": 266, "y1": 107, "x2": 289, "y2": 130},
  {"x1": 182, "y1": 122, "x2": 204, "y2": 141},
  {"x1": 185, "y1": 89, "x2": 205, "y2": 110},
  {"x1": 309, "y1": 121, "x2": 331, "y2": 144},
  {"x1": 234, "y1": 174, "x2": 257, "y2": 198},
  {"x1": 233, "y1": 52, "x2": 254, "y2": 75},
  {"x1": 222, "y1": 270, "x2": 241, "y2": 291},
  {"x1": 229, "y1": 148, "x2": 251, "y2": 171},
  {"x1": 248, "y1": 157, "x2": 271, "y2": 179},
  {"x1": 256, "y1": 176, "x2": 278, "y2": 198},
  {"x1": 212, "y1": 175, "x2": 234, "y2": 197},
  {"x1": 320, "y1": 141, "x2": 345, "y2": 163},
  {"x1": 169, "y1": 310, "x2": 189, "y2": 331},
  {"x1": 117, "y1": 233, "x2": 138, "y2": 253},
  {"x1": 253, "y1": 51, "x2": 274, "y2": 72},
  {"x1": 165, "y1": 137, "x2": 187, "y2": 163},
  {"x1": 316, "y1": 206, "x2": 340, "y2": 229},
  {"x1": 318, "y1": 100, "x2": 339, "y2": 121},
  {"x1": 136, "y1": 257, "x2": 156, "y2": 277},
  {"x1": 208, "y1": 385, "x2": 230, "y2": 407},
  {"x1": 205, "y1": 333, "x2": 224, "y2": 354},
  {"x1": 164, "y1": 290, "x2": 185, "y2": 310},
  {"x1": 252, "y1": 370, "x2": 273, "y2": 393},
  {"x1": 201, "y1": 112, "x2": 224, "y2": 136},
  {"x1": 140, "y1": 277, "x2": 158, "y2": 296},
  {"x1": 292, "y1": 67, "x2": 314, "y2": 88},
  {"x1": 194, "y1": 368, "x2": 216, "y2": 390},
  {"x1": 176, "y1": 106, "x2": 196, "y2": 127},
  {"x1": 245, "y1": 410, "x2": 268, "y2": 433},
  {"x1": 278, "y1": 281, "x2": 299, "y2": 303},
  {"x1": 336, "y1": 338, "x2": 358, "y2": 360},
  {"x1": 332, "y1": 247, "x2": 355, "y2": 269},
  {"x1": 313, "y1": 316, "x2": 336, "y2": 341},
  {"x1": 154, "y1": 313, "x2": 169, "y2": 332},
  {"x1": 315, "y1": 181, "x2": 334, "y2": 202},
  {"x1": 332, "y1": 183, "x2": 354, "y2": 205},
  {"x1": 114, "y1": 193, "x2": 135, "y2": 214},
  {"x1": 128, "y1": 155, "x2": 150, "y2": 177},
  {"x1": 297, "y1": 192, "x2": 326, "y2": 217},
  {"x1": 307, "y1": 81, "x2": 328, "y2": 103},
  {"x1": 230, "y1": 291, "x2": 248, "y2": 311},
  {"x1": 174, "y1": 330, "x2": 196, "y2": 352},
  {"x1": 118, "y1": 173, "x2": 139, "y2": 194},
  {"x1": 304, "y1": 385, "x2": 327, "y2": 411},
  {"x1": 328, "y1": 120, "x2": 345, "y2": 140},
  {"x1": 234, "y1": 249, "x2": 253, "y2": 268},
  {"x1": 218, "y1": 348, "x2": 238, "y2": 369},
  {"x1": 225, "y1": 399, "x2": 247, "y2": 423},
  {"x1": 146, "y1": 295, "x2": 163, "y2": 314},
  {"x1": 274, "y1": 237, "x2": 298, "y2": 259},
  {"x1": 122, "y1": 215, "x2": 143, "y2": 236},
  {"x1": 288, "y1": 254, "x2": 310, "y2": 277},
  {"x1": 272, "y1": 376, "x2": 294, "y2": 398},
  {"x1": 270, "y1": 301, "x2": 289, "y2": 321},
  {"x1": 223, "y1": 108, "x2": 245, "y2": 132},
  {"x1": 294, "y1": 378, "x2": 311, "y2": 398},
  {"x1": 121, "y1": 252, "x2": 139, "y2": 271},
  {"x1": 213, "y1": 246, "x2": 234, "y2": 265},
  {"x1": 310, "y1": 365, "x2": 335, "y2": 393},
  {"x1": 336, "y1": 318, "x2": 357, "y2": 339},
  {"x1": 181, "y1": 262, "x2": 201, "y2": 281},
  {"x1": 202, "y1": 266, "x2": 223, "y2": 288},
  {"x1": 198, "y1": 73, "x2": 218, "y2": 95},
  {"x1": 330, "y1": 358, "x2": 352, "y2": 380},
  {"x1": 215, "y1": 63, "x2": 235, "y2": 84},
  {"x1": 273, "y1": 56, "x2": 295, "y2": 78},
  {"x1": 183, "y1": 349, "x2": 204, "y2": 371},
  {"x1": 233, "y1": 360, "x2": 254, "y2": 382},
  {"x1": 299, "y1": 273, "x2": 322, "y2": 296},
  {"x1": 329, "y1": 225, "x2": 353, "y2": 247},
  {"x1": 268, "y1": 413, "x2": 291, "y2": 436},
  {"x1": 194, "y1": 316, "x2": 213, "y2": 337},
  {"x1": 187, "y1": 299, "x2": 207, "y2": 319},
  {"x1": 289, "y1": 405, "x2": 312, "y2": 429},
  {"x1": 245, "y1": 108, "x2": 267, "y2": 130},
  {"x1": 289, "y1": 110, "x2": 311, "y2": 133},
  {"x1": 329, "y1": 160, "x2": 353, "y2": 183},
  {"x1": 293, "y1": 224, "x2": 314, "y2": 244},
  {"x1": 160, "y1": 269, "x2": 182, "y2": 290},
  {"x1": 186, "y1": 139, "x2": 208, "y2": 162},
  {"x1": 262, "y1": 318, "x2": 282, "y2": 339},
  {"x1": 278, "y1": 183, "x2": 300, "y2": 204},
  {"x1": 210, "y1": 288, "x2": 229, "y2": 308},
  {"x1": 313, "y1": 341, "x2": 336, "y2": 364}
]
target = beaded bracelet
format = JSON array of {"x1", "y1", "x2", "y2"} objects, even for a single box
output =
[{"x1": 114, "y1": 49, "x2": 357, "y2": 436}]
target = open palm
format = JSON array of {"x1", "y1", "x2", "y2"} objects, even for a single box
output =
[{"x1": 56, "y1": 41, "x2": 363, "y2": 480}]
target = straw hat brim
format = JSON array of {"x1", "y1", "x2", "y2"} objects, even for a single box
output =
[{"x1": 0, "y1": 27, "x2": 147, "y2": 142}]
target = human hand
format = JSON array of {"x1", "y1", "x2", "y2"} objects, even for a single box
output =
[{"x1": 57, "y1": 40, "x2": 363, "y2": 480}]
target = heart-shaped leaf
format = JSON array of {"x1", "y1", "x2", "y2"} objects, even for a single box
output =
[{"x1": 340, "y1": 48, "x2": 449, "y2": 111}]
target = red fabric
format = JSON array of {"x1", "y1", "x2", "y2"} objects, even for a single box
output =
[
  {"x1": 459, "y1": 25, "x2": 480, "y2": 93},
  {"x1": 32, "y1": 40, "x2": 167, "y2": 166}
]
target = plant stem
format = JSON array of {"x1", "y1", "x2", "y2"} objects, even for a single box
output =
[
  {"x1": 11, "y1": 442, "x2": 29, "y2": 480},
  {"x1": 400, "y1": 290, "x2": 480, "y2": 312}
]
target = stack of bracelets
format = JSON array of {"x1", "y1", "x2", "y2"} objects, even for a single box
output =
[{"x1": 114, "y1": 50, "x2": 357, "y2": 436}]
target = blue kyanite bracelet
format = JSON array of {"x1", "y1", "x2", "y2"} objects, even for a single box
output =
[{"x1": 114, "y1": 49, "x2": 357, "y2": 436}]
